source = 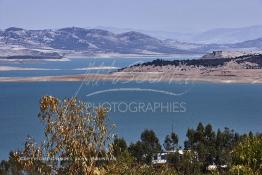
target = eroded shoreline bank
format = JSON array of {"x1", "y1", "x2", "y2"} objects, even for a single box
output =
[{"x1": 0, "y1": 72, "x2": 262, "y2": 84}]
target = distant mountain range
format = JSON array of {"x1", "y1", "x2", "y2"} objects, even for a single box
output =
[
  {"x1": 192, "y1": 26, "x2": 262, "y2": 44},
  {"x1": 99, "y1": 25, "x2": 262, "y2": 44},
  {"x1": 0, "y1": 27, "x2": 262, "y2": 58},
  {"x1": 0, "y1": 27, "x2": 187, "y2": 57}
]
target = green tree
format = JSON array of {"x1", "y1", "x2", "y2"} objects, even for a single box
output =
[
  {"x1": 128, "y1": 129, "x2": 161, "y2": 164},
  {"x1": 140, "y1": 129, "x2": 161, "y2": 164},
  {"x1": 112, "y1": 136, "x2": 128, "y2": 158},
  {"x1": 183, "y1": 123, "x2": 241, "y2": 173},
  {"x1": 215, "y1": 128, "x2": 240, "y2": 166},
  {"x1": 184, "y1": 122, "x2": 207, "y2": 167},
  {"x1": 128, "y1": 141, "x2": 145, "y2": 163},
  {"x1": 163, "y1": 132, "x2": 179, "y2": 151}
]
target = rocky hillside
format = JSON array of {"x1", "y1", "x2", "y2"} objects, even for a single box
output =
[
  {"x1": 0, "y1": 27, "x2": 188, "y2": 55},
  {"x1": 1, "y1": 27, "x2": 262, "y2": 58}
]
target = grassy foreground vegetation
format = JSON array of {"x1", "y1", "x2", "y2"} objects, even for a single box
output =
[{"x1": 0, "y1": 96, "x2": 261, "y2": 175}]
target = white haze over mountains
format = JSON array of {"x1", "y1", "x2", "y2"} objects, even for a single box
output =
[{"x1": 97, "y1": 25, "x2": 262, "y2": 44}]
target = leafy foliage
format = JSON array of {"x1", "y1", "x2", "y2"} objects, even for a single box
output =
[
  {"x1": 2, "y1": 96, "x2": 114, "y2": 175},
  {"x1": 230, "y1": 136, "x2": 262, "y2": 175},
  {"x1": 106, "y1": 152, "x2": 178, "y2": 175}
]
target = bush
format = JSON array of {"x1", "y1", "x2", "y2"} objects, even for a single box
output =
[{"x1": 231, "y1": 136, "x2": 262, "y2": 175}]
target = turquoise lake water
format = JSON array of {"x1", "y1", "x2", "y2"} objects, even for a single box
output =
[
  {"x1": 0, "y1": 54, "x2": 199, "y2": 77},
  {"x1": 0, "y1": 56, "x2": 261, "y2": 160},
  {"x1": 0, "y1": 81, "x2": 262, "y2": 160}
]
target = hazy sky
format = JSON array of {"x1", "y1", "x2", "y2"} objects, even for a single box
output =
[{"x1": 1, "y1": 0, "x2": 262, "y2": 32}]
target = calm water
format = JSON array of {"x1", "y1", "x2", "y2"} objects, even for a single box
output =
[
  {"x1": 0, "y1": 81, "x2": 262, "y2": 160},
  {"x1": 0, "y1": 55, "x2": 261, "y2": 160},
  {"x1": 0, "y1": 54, "x2": 200, "y2": 77}
]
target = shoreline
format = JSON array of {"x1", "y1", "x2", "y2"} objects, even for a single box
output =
[
  {"x1": 0, "y1": 72, "x2": 261, "y2": 84},
  {"x1": 64, "y1": 53, "x2": 202, "y2": 59}
]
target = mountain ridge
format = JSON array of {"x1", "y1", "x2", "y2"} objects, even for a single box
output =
[
  {"x1": 0, "y1": 27, "x2": 262, "y2": 58},
  {"x1": 0, "y1": 27, "x2": 190, "y2": 55},
  {"x1": 98, "y1": 25, "x2": 262, "y2": 44}
]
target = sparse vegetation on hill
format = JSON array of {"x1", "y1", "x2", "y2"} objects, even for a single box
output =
[{"x1": 137, "y1": 54, "x2": 262, "y2": 69}]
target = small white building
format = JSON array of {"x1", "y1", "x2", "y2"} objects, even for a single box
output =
[
  {"x1": 207, "y1": 164, "x2": 217, "y2": 171},
  {"x1": 152, "y1": 150, "x2": 184, "y2": 165},
  {"x1": 206, "y1": 164, "x2": 228, "y2": 171}
]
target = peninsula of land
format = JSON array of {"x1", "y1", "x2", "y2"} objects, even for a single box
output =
[{"x1": 1, "y1": 51, "x2": 262, "y2": 84}]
